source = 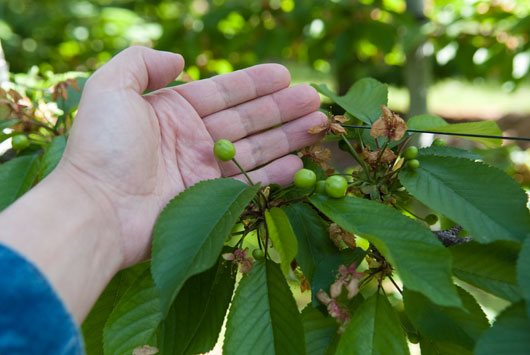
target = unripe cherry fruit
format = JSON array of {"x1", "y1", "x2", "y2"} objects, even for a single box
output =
[
  {"x1": 293, "y1": 168, "x2": 317, "y2": 189},
  {"x1": 11, "y1": 134, "x2": 30, "y2": 151},
  {"x1": 252, "y1": 249, "x2": 265, "y2": 260},
  {"x1": 325, "y1": 175, "x2": 348, "y2": 198},
  {"x1": 407, "y1": 159, "x2": 420, "y2": 170},
  {"x1": 403, "y1": 146, "x2": 419, "y2": 160},
  {"x1": 432, "y1": 138, "x2": 447, "y2": 147},
  {"x1": 213, "y1": 139, "x2": 236, "y2": 161}
]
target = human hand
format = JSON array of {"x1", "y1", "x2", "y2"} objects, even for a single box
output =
[{"x1": 59, "y1": 46, "x2": 326, "y2": 267}]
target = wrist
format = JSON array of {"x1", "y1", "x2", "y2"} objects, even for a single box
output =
[{"x1": 0, "y1": 164, "x2": 124, "y2": 322}]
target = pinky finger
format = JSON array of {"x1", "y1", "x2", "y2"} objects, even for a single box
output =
[{"x1": 231, "y1": 155, "x2": 303, "y2": 187}]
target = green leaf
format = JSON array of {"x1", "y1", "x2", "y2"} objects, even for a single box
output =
[
  {"x1": 420, "y1": 339, "x2": 472, "y2": 355},
  {"x1": 517, "y1": 237, "x2": 530, "y2": 317},
  {"x1": 265, "y1": 207, "x2": 298, "y2": 275},
  {"x1": 301, "y1": 306, "x2": 337, "y2": 355},
  {"x1": 151, "y1": 178, "x2": 259, "y2": 314},
  {"x1": 224, "y1": 260, "x2": 305, "y2": 355},
  {"x1": 335, "y1": 293, "x2": 409, "y2": 355},
  {"x1": 399, "y1": 155, "x2": 530, "y2": 243},
  {"x1": 83, "y1": 263, "x2": 149, "y2": 355},
  {"x1": 311, "y1": 249, "x2": 365, "y2": 306},
  {"x1": 103, "y1": 270, "x2": 162, "y2": 355},
  {"x1": 407, "y1": 114, "x2": 448, "y2": 130},
  {"x1": 310, "y1": 194, "x2": 461, "y2": 308},
  {"x1": 157, "y1": 255, "x2": 237, "y2": 355},
  {"x1": 475, "y1": 302, "x2": 530, "y2": 355},
  {"x1": 282, "y1": 203, "x2": 335, "y2": 282},
  {"x1": 407, "y1": 114, "x2": 502, "y2": 147},
  {"x1": 0, "y1": 155, "x2": 39, "y2": 211},
  {"x1": 450, "y1": 241, "x2": 522, "y2": 302},
  {"x1": 313, "y1": 78, "x2": 388, "y2": 124},
  {"x1": 418, "y1": 146, "x2": 481, "y2": 161},
  {"x1": 38, "y1": 135, "x2": 66, "y2": 179},
  {"x1": 55, "y1": 76, "x2": 87, "y2": 128},
  {"x1": 403, "y1": 286, "x2": 489, "y2": 350},
  {"x1": 0, "y1": 118, "x2": 18, "y2": 130},
  {"x1": 283, "y1": 204, "x2": 365, "y2": 305}
]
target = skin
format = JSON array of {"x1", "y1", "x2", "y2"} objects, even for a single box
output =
[{"x1": 0, "y1": 46, "x2": 326, "y2": 322}]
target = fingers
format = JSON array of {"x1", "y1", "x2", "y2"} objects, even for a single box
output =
[
  {"x1": 232, "y1": 155, "x2": 303, "y2": 186},
  {"x1": 88, "y1": 46, "x2": 184, "y2": 93},
  {"x1": 204, "y1": 85, "x2": 320, "y2": 142},
  {"x1": 220, "y1": 111, "x2": 327, "y2": 176},
  {"x1": 174, "y1": 63, "x2": 291, "y2": 117}
]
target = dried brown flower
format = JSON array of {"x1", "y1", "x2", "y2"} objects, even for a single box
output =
[
  {"x1": 329, "y1": 223, "x2": 356, "y2": 249},
  {"x1": 370, "y1": 105, "x2": 407, "y2": 141},
  {"x1": 361, "y1": 148, "x2": 397, "y2": 166}
]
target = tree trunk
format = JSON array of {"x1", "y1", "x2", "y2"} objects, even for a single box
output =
[{"x1": 404, "y1": 0, "x2": 430, "y2": 117}]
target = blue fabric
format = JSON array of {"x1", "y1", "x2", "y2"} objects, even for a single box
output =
[{"x1": 0, "y1": 244, "x2": 84, "y2": 354}]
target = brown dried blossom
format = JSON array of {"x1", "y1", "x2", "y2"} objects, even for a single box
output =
[
  {"x1": 361, "y1": 148, "x2": 397, "y2": 166},
  {"x1": 308, "y1": 114, "x2": 348, "y2": 135},
  {"x1": 298, "y1": 144, "x2": 332, "y2": 165},
  {"x1": 329, "y1": 223, "x2": 356, "y2": 249},
  {"x1": 222, "y1": 248, "x2": 253, "y2": 273},
  {"x1": 370, "y1": 105, "x2": 407, "y2": 141},
  {"x1": 51, "y1": 78, "x2": 80, "y2": 102}
]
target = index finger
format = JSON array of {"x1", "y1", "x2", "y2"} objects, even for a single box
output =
[{"x1": 173, "y1": 64, "x2": 291, "y2": 117}]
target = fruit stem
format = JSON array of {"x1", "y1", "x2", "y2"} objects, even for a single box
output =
[
  {"x1": 233, "y1": 158, "x2": 255, "y2": 185},
  {"x1": 233, "y1": 158, "x2": 268, "y2": 210},
  {"x1": 340, "y1": 135, "x2": 372, "y2": 182},
  {"x1": 372, "y1": 140, "x2": 389, "y2": 180}
]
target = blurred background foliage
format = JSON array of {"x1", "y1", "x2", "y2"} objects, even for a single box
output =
[
  {"x1": 2, "y1": 0, "x2": 530, "y2": 94},
  {"x1": 2, "y1": 0, "x2": 530, "y2": 181}
]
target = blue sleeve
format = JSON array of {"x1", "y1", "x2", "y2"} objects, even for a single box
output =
[{"x1": 0, "y1": 244, "x2": 84, "y2": 354}]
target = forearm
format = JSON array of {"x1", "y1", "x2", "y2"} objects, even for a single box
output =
[{"x1": 0, "y1": 166, "x2": 123, "y2": 323}]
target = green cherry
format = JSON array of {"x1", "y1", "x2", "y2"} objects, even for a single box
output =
[
  {"x1": 432, "y1": 138, "x2": 447, "y2": 147},
  {"x1": 407, "y1": 159, "x2": 420, "y2": 170},
  {"x1": 293, "y1": 168, "x2": 317, "y2": 189},
  {"x1": 325, "y1": 175, "x2": 348, "y2": 198},
  {"x1": 403, "y1": 146, "x2": 418, "y2": 160},
  {"x1": 213, "y1": 139, "x2": 236, "y2": 161},
  {"x1": 252, "y1": 249, "x2": 265, "y2": 260},
  {"x1": 11, "y1": 134, "x2": 30, "y2": 151}
]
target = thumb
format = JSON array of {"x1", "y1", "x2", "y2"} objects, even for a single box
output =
[{"x1": 88, "y1": 46, "x2": 184, "y2": 93}]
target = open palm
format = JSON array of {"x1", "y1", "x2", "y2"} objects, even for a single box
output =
[{"x1": 61, "y1": 47, "x2": 326, "y2": 265}]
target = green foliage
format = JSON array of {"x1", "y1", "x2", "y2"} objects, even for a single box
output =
[
  {"x1": 313, "y1": 79, "x2": 388, "y2": 124},
  {"x1": 103, "y1": 269, "x2": 161, "y2": 355},
  {"x1": 407, "y1": 115, "x2": 503, "y2": 147},
  {"x1": 517, "y1": 238, "x2": 530, "y2": 317},
  {"x1": 475, "y1": 302, "x2": 530, "y2": 355},
  {"x1": 310, "y1": 194, "x2": 461, "y2": 308},
  {"x1": 38, "y1": 135, "x2": 66, "y2": 179},
  {"x1": 418, "y1": 146, "x2": 481, "y2": 160},
  {"x1": 2, "y1": 73, "x2": 529, "y2": 355},
  {"x1": 335, "y1": 293, "x2": 408, "y2": 355},
  {"x1": 450, "y1": 241, "x2": 522, "y2": 302},
  {"x1": 83, "y1": 263, "x2": 149, "y2": 355},
  {"x1": 265, "y1": 207, "x2": 298, "y2": 275},
  {"x1": 151, "y1": 178, "x2": 258, "y2": 313},
  {"x1": 223, "y1": 261, "x2": 305, "y2": 355},
  {"x1": 404, "y1": 287, "x2": 489, "y2": 350},
  {"x1": 0, "y1": 155, "x2": 39, "y2": 211},
  {"x1": 400, "y1": 155, "x2": 530, "y2": 242},
  {"x1": 301, "y1": 306, "x2": 337, "y2": 355},
  {"x1": 157, "y1": 256, "x2": 237, "y2": 355}
]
